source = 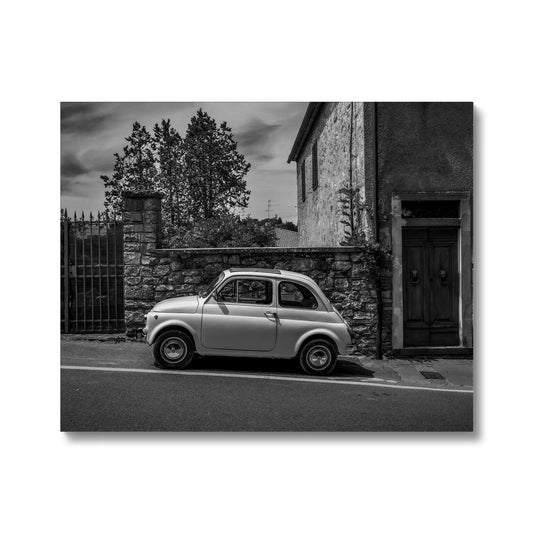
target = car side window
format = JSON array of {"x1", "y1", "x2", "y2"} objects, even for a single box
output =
[
  {"x1": 237, "y1": 279, "x2": 272, "y2": 305},
  {"x1": 278, "y1": 281, "x2": 318, "y2": 309},
  {"x1": 217, "y1": 280, "x2": 237, "y2": 303},
  {"x1": 216, "y1": 279, "x2": 273, "y2": 305}
]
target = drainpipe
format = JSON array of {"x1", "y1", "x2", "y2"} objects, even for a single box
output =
[
  {"x1": 349, "y1": 102, "x2": 354, "y2": 239},
  {"x1": 374, "y1": 103, "x2": 383, "y2": 359}
]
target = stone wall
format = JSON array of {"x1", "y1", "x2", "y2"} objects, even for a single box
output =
[{"x1": 123, "y1": 193, "x2": 379, "y2": 357}]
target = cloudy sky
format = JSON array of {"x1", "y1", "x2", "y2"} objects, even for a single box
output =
[{"x1": 61, "y1": 102, "x2": 307, "y2": 222}]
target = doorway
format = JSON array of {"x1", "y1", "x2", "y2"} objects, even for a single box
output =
[{"x1": 402, "y1": 227, "x2": 459, "y2": 346}]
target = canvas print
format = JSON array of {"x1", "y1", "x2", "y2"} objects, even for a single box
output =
[{"x1": 61, "y1": 102, "x2": 473, "y2": 431}]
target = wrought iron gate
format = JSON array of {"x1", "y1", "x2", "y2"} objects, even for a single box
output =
[{"x1": 61, "y1": 210, "x2": 125, "y2": 333}]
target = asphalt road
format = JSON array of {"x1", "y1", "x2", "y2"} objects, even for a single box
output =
[{"x1": 61, "y1": 341, "x2": 473, "y2": 431}]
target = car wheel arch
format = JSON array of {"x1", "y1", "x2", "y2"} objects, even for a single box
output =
[
  {"x1": 151, "y1": 324, "x2": 196, "y2": 351},
  {"x1": 295, "y1": 332, "x2": 340, "y2": 358}
]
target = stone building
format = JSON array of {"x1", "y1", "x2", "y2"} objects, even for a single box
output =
[{"x1": 288, "y1": 102, "x2": 473, "y2": 356}]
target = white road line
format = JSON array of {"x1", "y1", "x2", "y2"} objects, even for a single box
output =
[{"x1": 60, "y1": 365, "x2": 474, "y2": 394}]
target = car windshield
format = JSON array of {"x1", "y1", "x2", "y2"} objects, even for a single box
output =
[{"x1": 199, "y1": 272, "x2": 224, "y2": 298}]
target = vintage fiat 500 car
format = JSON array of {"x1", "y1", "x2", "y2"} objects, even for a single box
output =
[{"x1": 142, "y1": 268, "x2": 355, "y2": 375}]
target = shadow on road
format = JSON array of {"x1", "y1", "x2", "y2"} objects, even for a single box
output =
[{"x1": 174, "y1": 355, "x2": 375, "y2": 378}]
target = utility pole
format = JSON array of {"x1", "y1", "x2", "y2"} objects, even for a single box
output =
[{"x1": 265, "y1": 199, "x2": 274, "y2": 219}]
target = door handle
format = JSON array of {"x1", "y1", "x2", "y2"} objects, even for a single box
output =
[{"x1": 264, "y1": 311, "x2": 278, "y2": 320}]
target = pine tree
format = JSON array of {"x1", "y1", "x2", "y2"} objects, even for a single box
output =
[
  {"x1": 152, "y1": 119, "x2": 186, "y2": 229},
  {"x1": 182, "y1": 109, "x2": 250, "y2": 220},
  {"x1": 101, "y1": 122, "x2": 157, "y2": 215}
]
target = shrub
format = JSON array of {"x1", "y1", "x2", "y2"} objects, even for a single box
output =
[{"x1": 168, "y1": 215, "x2": 277, "y2": 248}]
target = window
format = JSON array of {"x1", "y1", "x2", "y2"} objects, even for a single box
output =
[
  {"x1": 217, "y1": 280, "x2": 237, "y2": 302},
  {"x1": 238, "y1": 279, "x2": 272, "y2": 304},
  {"x1": 312, "y1": 141, "x2": 318, "y2": 190},
  {"x1": 217, "y1": 279, "x2": 273, "y2": 305},
  {"x1": 278, "y1": 282, "x2": 318, "y2": 309},
  {"x1": 401, "y1": 200, "x2": 460, "y2": 218},
  {"x1": 301, "y1": 160, "x2": 306, "y2": 202}
]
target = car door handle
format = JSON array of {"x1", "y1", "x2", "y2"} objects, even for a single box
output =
[{"x1": 264, "y1": 311, "x2": 278, "y2": 320}]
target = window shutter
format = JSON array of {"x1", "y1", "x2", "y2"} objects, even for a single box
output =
[
  {"x1": 312, "y1": 141, "x2": 318, "y2": 190},
  {"x1": 301, "y1": 161, "x2": 306, "y2": 202}
]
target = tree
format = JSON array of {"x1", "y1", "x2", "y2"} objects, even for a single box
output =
[
  {"x1": 101, "y1": 122, "x2": 157, "y2": 215},
  {"x1": 182, "y1": 109, "x2": 250, "y2": 220},
  {"x1": 151, "y1": 119, "x2": 186, "y2": 227}
]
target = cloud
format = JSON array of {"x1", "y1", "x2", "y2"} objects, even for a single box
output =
[
  {"x1": 61, "y1": 102, "x2": 116, "y2": 135},
  {"x1": 235, "y1": 118, "x2": 282, "y2": 161},
  {"x1": 61, "y1": 152, "x2": 87, "y2": 178}
]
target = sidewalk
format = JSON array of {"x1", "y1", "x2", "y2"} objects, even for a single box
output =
[{"x1": 349, "y1": 355, "x2": 473, "y2": 389}]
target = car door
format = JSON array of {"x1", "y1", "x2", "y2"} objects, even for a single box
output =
[
  {"x1": 275, "y1": 280, "x2": 330, "y2": 356},
  {"x1": 201, "y1": 277, "x2": 277, "y2": 352}
]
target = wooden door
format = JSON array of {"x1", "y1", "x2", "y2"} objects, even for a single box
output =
[{"x1": 403, "y1": 227, "x2": 459, "y2": 346}]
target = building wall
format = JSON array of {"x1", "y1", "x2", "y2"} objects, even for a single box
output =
[
  {"x1": 376, "y1": 103, "x2": 473, "y2": 352},
  {"x1": 296, "y1": 102, "x2": 374, "y2": 247},
  {"x1": 376, "y1": 102, "x2": 473, "y2": 246},
  {"x1": 292, "y1": 102, "x2": 473, "y2": 354}
]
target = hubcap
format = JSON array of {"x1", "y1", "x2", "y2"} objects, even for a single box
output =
[
  {"x1": 161, "y1": 338, "x2": 187, "y2": 362},
  {"x1": 307, "y1": 345, "x2": 331, "y2": 369}
]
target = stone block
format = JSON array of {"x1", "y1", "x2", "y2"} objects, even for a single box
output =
[
  {"x1": 155, "y1": 284, "x2": 174, "y2": 292},
  {"x1": 124, "y1": 266, "x2": 140, "y2": 277},
  {"x1": 124, "y1": 242, "x2": 140, "y2": 253},
  {"x1": 170, "y1": 260, "x2": 183, "y2": 272},
  {"x1": 334, "y1": 278, "x2": 349, "y2": 290},
  {"x1": 168, "y1": 272, "x2": 184, "y2": 284},
  {"x1": 153, "y1": 264, "x2": 170, "y2": 276},
  {"x1": 332, "y1": 260, "x2": 352, "y2": 272},
  {"x1": 291, "y1": 258, "x2": 313, "y2": 272},
  {"x1": 124, "y1": 252, "x2": 141, "y2": 265},
  {"x1": 141, "y1": 255, "x2": 158, "y2": 266}
]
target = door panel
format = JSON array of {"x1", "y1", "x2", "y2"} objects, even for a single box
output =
[
  {"x1": 201, "y1": 277, "x2": 277, "y2": 352},
  {"x1": 201, "y1": 302, "x2": 277, "y2": 351},
  {"x1": 403, "y1": 227, "x2": 459, "y2": 347}
]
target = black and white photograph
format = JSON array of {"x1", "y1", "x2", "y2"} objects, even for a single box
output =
[
  {"x1": 4, "y1": 2, "x2": 533, "y2": 532},
  {"x1": 60, "y1": 101, "x2": 473, "y2": 431}
]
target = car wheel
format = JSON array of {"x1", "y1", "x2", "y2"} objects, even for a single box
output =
[
  {"x1": 153, "y1": 330, "x2": 195, "y2": 370},
  {"x1": 299, "y1": 339, "x2": 337, "y2": 376}
]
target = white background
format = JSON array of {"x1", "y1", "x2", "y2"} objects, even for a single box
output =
[{"x1": 1, "y1": 1, "x2": 532, "y2": 532}]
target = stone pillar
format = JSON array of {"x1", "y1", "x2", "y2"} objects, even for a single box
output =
[{"x1": 123, "y1": 192, "x2": 162, "y2": 336}]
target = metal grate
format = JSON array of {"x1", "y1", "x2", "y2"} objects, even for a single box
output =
[
  {"x1": 61, "y1": 210, "x2": 124, "y2": 333},
  {"x1": 419, "y1": 370, "x2": 445, "y2": 380}
]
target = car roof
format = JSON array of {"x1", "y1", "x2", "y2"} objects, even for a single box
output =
[
  {"x1": 225, "y1": 268, "x2": 314, "y2": 283},
  {"x1": 228, "y1": 268, "x2": 281, "y2": 275}
]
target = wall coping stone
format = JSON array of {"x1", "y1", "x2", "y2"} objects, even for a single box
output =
[{"x1": 155, "y1": 246, "x2": 362, "y2": 254}]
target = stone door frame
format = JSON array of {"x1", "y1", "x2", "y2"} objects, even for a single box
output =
[{"x1": 391, "y1": 191, "x2": 472, "y2": 351}]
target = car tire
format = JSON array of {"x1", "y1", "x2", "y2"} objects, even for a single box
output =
[
  {"x1": 299, "y1": 339, "x2": 337, "y2": 376},
  {"x1": 153, "y1": 330, "x2": 195, "y2": 370}
]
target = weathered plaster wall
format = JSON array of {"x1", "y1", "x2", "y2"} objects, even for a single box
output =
[
  {"x1": 296, "y1": 102, "x2": 374, "y2": 247},
  {"x1": 376, "y1": 103, "x2": 473, "y2": 353},
  {"x1": 123, "y1": 193, "x2": 379, "y2": 357},
  {"x1": 376, "y1": 102, "x2": 474, "y2": 245}
]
